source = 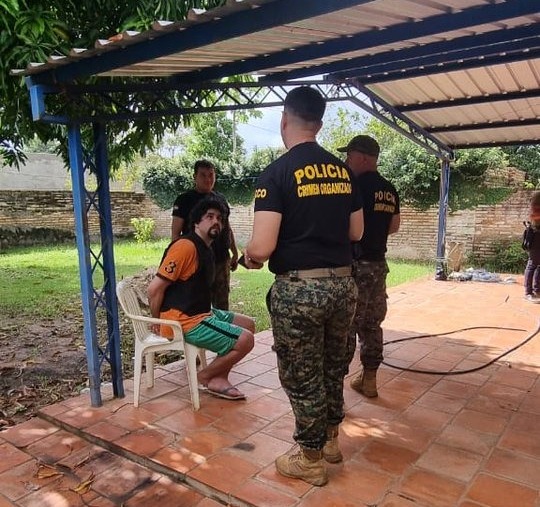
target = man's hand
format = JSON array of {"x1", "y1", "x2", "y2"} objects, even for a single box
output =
[{"x1": 240, "y1": 252, "x2": 264, "y2": 270}]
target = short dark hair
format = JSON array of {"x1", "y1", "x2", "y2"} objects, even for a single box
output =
[
  {"x1": 284, "y1": 86, "x2": 326, "y2": 123},
  {"x1": 194, "y1": 159, "x2": 215, "y2": 175},
  {"x1": 189, "y1": 198, "x2": 225, "y2": 231}
]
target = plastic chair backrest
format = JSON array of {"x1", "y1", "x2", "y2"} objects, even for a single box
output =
[{"x1": 116, "y1": 279, "x2": 151, "y2": 343}]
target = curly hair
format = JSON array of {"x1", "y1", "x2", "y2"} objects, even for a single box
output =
[{"x1": 188, "y1": 198, "x2": 225, "y2": 231}]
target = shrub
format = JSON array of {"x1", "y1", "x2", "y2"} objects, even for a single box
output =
[
  {"x1": 468, "y1": 240, "x2": 527, "y2": 274},
  {"x1": 130, "y1": 218, "x2": 155, "y2": 243}
]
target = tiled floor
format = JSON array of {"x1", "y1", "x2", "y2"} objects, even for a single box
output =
[{"x1": 1, "y1": 277, "x2": 539, "y2": 506}]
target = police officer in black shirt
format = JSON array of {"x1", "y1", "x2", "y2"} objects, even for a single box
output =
[
  {"x1": 171, "y1": 159, "x2": 238, "y2": 310},
  {"x1": 337, "y1": 135, "x2": 401, "y2": 398},
  {"x1": 244, "y1": 86, "x2": 364, "y2": 486}
]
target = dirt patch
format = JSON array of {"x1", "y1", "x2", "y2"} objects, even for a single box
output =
[{"x1": 0, "y1": 268, "x2": 177, "y2": 429}]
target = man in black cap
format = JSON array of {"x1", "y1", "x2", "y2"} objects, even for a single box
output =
[{"x1": 337, "y1": 135, "x2": 400, "y2": 398}]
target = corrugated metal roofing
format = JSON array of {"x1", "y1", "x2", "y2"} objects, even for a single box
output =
[{"x1": 12, "y1": 0, "x2": 540, "y2": 150}]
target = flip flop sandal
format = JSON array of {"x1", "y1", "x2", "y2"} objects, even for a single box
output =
[{"x1": 207, "y1": 386, "x2": 246, "y2": 400}]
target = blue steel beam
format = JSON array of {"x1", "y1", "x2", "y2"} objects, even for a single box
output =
[
  {"x1": 427, "y1": 119, "x2": 539, "y2": 133},
  {"x1": 398, "y1": 90, "x2": 540, "y2": 112},
  {"x1": 29, "y1": 0, "x2": 367, "y2": 85},
  {"x1": 435, "y1": 159, "x2": 451, "y2": 281},
  {"x1": 67, "y1": 124, "x2": 103, "y2": 407},
  {"x1": 262, "y1": 24, "x2": 540, "y2": 82},
  {"x1": 336, "y1": 45, "x2": 540, "y2": 85},
  {"x1": 240, "y1": 0, "x2": 538, "y2": 85},
  {"x1": 93, "y1": 123, "x2": 124, "y2": 399}
]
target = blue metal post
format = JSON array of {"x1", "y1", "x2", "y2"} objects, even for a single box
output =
[
  {"x1": 93, "y1": 123, "x2": 124, "y2": 398},
  {"x1": 435, "y1": 158, "x2": 451, "y2": 280},
  {"x1": 67, "y1": 124, "x2": 102, "y2": 406}
]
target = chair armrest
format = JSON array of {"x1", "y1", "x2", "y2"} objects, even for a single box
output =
[{"x1": 125, "y1": 314, "x2": 184, "y2": 340}]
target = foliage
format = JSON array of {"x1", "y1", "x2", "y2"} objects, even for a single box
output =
[
  {"x1": 130, "y1": 217, "x2": 155, "y2": 243},
  {"x1": 23, "y1": 135, "x2": 59, "y2": 154},
  {"x1": 467, "y1": 240, "x2": 527, "y2": 274},
  {"x1": 319, "y1": 105, "x2": 368, "y2": 153},
  {"x1": 363, "y1": 119, "x2": 510, "y2": 210},
  {"x1": 141, "y1": 154, "x2": 193, "y2": 209},
  {"x1": 502, "y1": 145, "x2": 540, "y2": 188},
  {"x1": 0, "y1": 0, "x2": 226, "y2": 170}
]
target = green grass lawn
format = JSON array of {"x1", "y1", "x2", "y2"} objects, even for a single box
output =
[{"x1": 0, "y1": 240, "x2": 433, "y2": 330}]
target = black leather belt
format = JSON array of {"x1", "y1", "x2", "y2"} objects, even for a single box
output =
[{"x1": 276, "y1": 266, "x2": 352, "y2": 280}]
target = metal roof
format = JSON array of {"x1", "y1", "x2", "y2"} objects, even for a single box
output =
[{"x1": 13, "y1": 0, "x2": 540, "y2": 151}]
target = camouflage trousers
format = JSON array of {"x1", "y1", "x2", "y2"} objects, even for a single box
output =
[
  {"x1": 347, "y1": 259, "x2": 389, "y2": 370},
  {"x1": 211, "y1": 258, "x2": 231, "y2": 311},
  {"x1": 268, "y1": 275, "x2": 358, "y2": 450}
]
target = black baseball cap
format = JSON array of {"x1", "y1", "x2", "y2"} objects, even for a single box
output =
[{"x1": 337, "y1": 135, "x2": 380, "y2": 157}]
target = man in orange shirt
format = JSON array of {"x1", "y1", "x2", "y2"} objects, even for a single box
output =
[{"x1": 148, "y1": 198, "x2": 254, "y2": 400}]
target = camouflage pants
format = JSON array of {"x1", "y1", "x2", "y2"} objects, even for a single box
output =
[
  {"x1": 347, "y1": 260, "x2": 389, "y2": 370},
  {"x1": 268, "y1": 276, "x2": 358, "y2": 450},
  {"x1": 211, "y1": 258, "x2": 231, "y2": 311}
]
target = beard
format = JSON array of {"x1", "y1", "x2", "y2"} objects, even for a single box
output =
[{"x1": 208, "y1": 227, "x2": 220, "y2": 239}]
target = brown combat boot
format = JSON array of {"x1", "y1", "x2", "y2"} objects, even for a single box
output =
[
  {"x1": 322, "y1": 425, "x2": 342, "y2": 463},
  {"x1": 275, "y1": 446, "x2": 328, "y2": 486},
  {"x1": 350, "y1": 368, "x2": 378, "y2": 397}
]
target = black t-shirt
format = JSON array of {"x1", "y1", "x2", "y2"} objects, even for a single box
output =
[
  {"x1": 171, "y1": 190, "x2": 231, "y2": 262},
  {"x1": 254, "y1": 142, "x2": 363, "y2": 274},
  {"x1": 353, "y1": 171, "x2": 400, "y2": 261}
]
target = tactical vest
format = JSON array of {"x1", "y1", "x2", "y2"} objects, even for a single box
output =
[{"x1": 160, "y1": 233, "x2": 216, "y2": 316}]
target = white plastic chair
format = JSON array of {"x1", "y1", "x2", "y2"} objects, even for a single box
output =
[{"x1": 116, "y1": 278, "x2": 207, "y2": 410}]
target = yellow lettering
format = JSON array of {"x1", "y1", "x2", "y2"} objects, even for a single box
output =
[
  {"x1": 254, "y1": 188, "x2": 267, "y2": 199},
  {"x1": 294, "y1": 169, "x2": 305, "y2": 185}
]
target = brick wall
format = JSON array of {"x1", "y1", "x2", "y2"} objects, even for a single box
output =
[{"x1": 1, "y1": 189, "x2": 535, "y2": 261}]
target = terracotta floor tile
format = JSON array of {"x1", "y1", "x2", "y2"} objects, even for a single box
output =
[
  {"x1": 436, "y1": 423, "x2": 497, "y2": 455},
  {"x1": 466, "y1": 393, "x2": 520, "y2": 417},
  {"x1": 232, "y1": 478, "x2": 298, "y2": 507},
  {"x1": 0, "y1": 418, "x2": 58, "y2": 448},
  {"x1": 379, "y1": 492, "x2": 430, "y2": 507},
  {"x1": 253, "y1": 352, "x2": 278, "y2": 367},
  {"x1": 485, "y1": 448, "x2": 540, "y2": 488},
  {"x1": 358, "y1": 440, "x2": 420, "y2": 475},
  {"x1": 466, "y1": 473, "x2": 538, "y2": 507},
  {"x1": 85, "y1": 420, "x2": 130, "y2": 441},
  {"x1": 381, "y1": 419, "x2": 435, "y2": 453},
  {"x1": 416, "y1": 442, "x2": 482, "y2": 482},
  {"x1": 255, "y1": 462, "x2": 312, "y2": 498},
  {"x1": 519, "y1": 392, "x2": 540, "y2": 415},
  {"x1": 123, "y1": 476, "x2": 204, "y2": 507},
  {"x1": 105, "y1": 404, "x2": 164, "y2": 431},
  {"x1": 194, "y1": 498, "x2": 226, "y2": 507},
  {"x1": 260, "y1": 414, "x2": 296, "y2": 443},
  {"x1": 498, "y1": 427, "x2": 540, "y2": 458},
  {"x1": 155, "y1": 407, "x2": 214, "y2": 434},
  {"x1": 232, "y1": 358, "x2": 275, "y2": 377},
  {"x1": 477, "y1": 381, "x2": 527, "y2": 407},
  {"x1": 382, "y1": 376, "x2": 432, "y2": 399},
  {"x1": 248, "y1": 371, "x2": 283, "y2": 389},
  {"x1": 228, "y1": 432, "x2": 292, "y2": 467},
  {"x1": 322, "y1": 459, "x2": 393, "y2": 505},
  {"x1": 241, "y1": 395, "x2": 291, "y2": 421},
  {"x1": 490, "y1": 366, "x2": 537, "y2": 390},
  {"x1": 138, "y1": 392, "x2": 190, "y2": 416},
  {"x1": 400, "y1": 404, "x2": 453, "y2": 433},
  {"x1": 150, "y1": 445, "x2": 202, "y2": 474},
  {"x1": 175, "y1": 428, "x2": 239, "y2": 458},
  {"x1": 0, "y1": 495, "x2": 17, "y2": 507},
  {"x1": 16, "y1": 487, "x2": 100, "y2": 507},
  {"x1": 211, "y1": 410, "x2": 270, "y2": 439},
  {"x1": 453, "y1": 408, "x2": 507, "y2": 435},
  {"x1": 0, "y1": 442, "x2": 31, "y2": 473},
  {"x1": 115, "y1": 427, "x2": 174, "y2": 456},
  {"x1": 507, "y1": 411, "x2": 540, "y2": 438},
  {"x1": 137, "y1": 377, "x2": 180, "y2": 401},
  {"x1": 90, "y1": 460, "x2": 155, "y2": 500},
  {"x1": 188, "y1": 452, "x2": 259, "y2": 493},
  {"x1": 25, "y1": 429, "x2": 89, "y2": 463},
  {"x1": 398, "y1": 469, "x2": 465, "y2": 507},
  {"x1": 54, "y1": 405, "x2": 114, "y2": 429},
  {"x1": 297, "y1": 485, "x2": 370, "y2": 507},
  {"x1": 414, "y1": 391, "x2": 467, "y2": 415},
  {"x1": 0, "y1": 459, "x2": 60, "y2": 501},
  {"x1": 430, "y1": 378, "x2": 480, "y2": 399}
]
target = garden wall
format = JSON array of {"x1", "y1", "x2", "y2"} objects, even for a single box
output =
[{"x1": 0, "y1": 188, "x2": 535, "y2": 262}]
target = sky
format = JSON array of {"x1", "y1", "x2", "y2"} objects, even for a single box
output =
[{"x1": 236, "y1": 106, "x2": 283, "y2": 154}]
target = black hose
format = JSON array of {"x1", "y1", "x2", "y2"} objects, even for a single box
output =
[{"x1": 381, "y1": 321, "x2": 540, "y2": 375}]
